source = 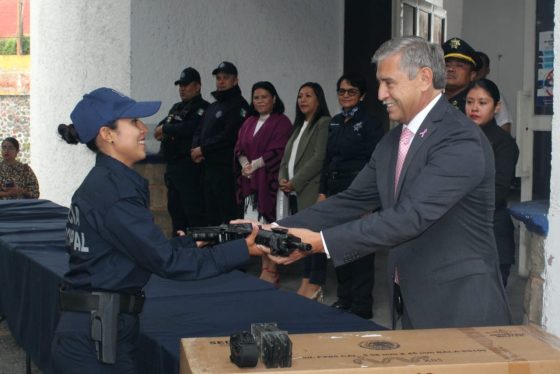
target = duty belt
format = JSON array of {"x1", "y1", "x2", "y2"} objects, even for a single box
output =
[{"x1": 59, "y1": 289, "x2": 145, "y2": 314}]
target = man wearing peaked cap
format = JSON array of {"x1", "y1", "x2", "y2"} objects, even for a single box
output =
[
  {"x1": 154, "y1": 67, "x2": 209, "y2": 233},
  {"x1": 442, "y1": 37, "x2": 480, "y2": 113},
  {"x1": 191, "y1": 61, "x2": 249, "y2": 224}
]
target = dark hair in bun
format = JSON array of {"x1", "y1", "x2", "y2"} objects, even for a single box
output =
[
  {"x1": 58, "y1": 121, "x2": 117, "y2": 152},
  {"x1": 58, "y1": 124, "x2": 81, "y2": 144}
]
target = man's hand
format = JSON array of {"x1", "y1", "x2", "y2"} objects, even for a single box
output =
[
  {"x1": 264, "y1": 227, "x2": 324, "y2": 265},
  {"x1": 267, "y1": 249, "x2": 308, "y2": 265},
  {"x1": 287, "y1": 228, "x2": 324, "y2": 253},
  {"x1": 154, "y1": 124, "x2": 164, "y2": 141},
  {"x1": 190, "y1": 147, "x2": 204, "y2": 163}
]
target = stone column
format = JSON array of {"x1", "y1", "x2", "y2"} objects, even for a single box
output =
[
  {"x1": 524, "y1": 231, "x2": 545, "y2": 324},
  {"x1": 30, "y1": 0, "x2": 132, "y2": 207}
]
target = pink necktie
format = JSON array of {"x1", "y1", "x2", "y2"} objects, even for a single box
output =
[{"x1": 394, "y1": 127, "x2": 414, "y2": 192}]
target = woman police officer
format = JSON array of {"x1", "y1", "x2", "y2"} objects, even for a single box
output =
[{"x1": 52, "y1": 87, "x2": 264, "y2": 373}]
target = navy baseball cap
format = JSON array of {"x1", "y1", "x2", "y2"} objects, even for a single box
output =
[
  {"x1": 70, "y1": 87, "x2": 161, "y2": 144},
  {"x1": 212, "y1": 61, "x2": 238, "y2": 76},
  {"x1": 174, "y1": 67, "x2": 201, "y2": 85}
]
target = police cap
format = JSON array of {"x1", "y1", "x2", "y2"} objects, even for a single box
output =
[
  {"x1": 212, "y1": 61, "x2": 238, "y2": 76},
  {"x1": 70, "y1": 87, "x2": 161, "y2": 144},
  {"x1": 442, "y1": 38, "x2": 480, "y2": 70},
  {"x1": 174, "y1": 67, "x2": 201, "y2": 86}
]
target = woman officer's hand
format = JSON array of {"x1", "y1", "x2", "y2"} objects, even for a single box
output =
[{"x1": 245, "y1": 225, "x2": 267, "y2": 256}]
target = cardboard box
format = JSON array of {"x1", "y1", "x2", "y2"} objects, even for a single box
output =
[{"x1": 180, "y1": 325, "x2": 560, "y2": 373}]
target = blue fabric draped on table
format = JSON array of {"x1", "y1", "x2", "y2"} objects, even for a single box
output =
[{"x1": 0, "y1": 200, "x2": 383, "y2": 374}]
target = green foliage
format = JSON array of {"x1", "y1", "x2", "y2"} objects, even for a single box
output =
[{"x1": 0, "y1": 37, "x2": 30, "y2": 55}]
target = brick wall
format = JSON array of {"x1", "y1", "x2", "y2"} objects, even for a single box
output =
[{"x1": 133, "y1": 161, "x2": 172, "y2": 238}]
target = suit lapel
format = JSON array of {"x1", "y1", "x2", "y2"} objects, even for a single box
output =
[{"x1": 395, "y1": 96, "x2": 447, "y2": 198}]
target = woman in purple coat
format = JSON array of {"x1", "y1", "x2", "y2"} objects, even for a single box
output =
[{"x1": 235, "y1": 81, "x2": 292, "y2": 283}]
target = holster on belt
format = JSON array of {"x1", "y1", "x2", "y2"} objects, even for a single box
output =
[
  {"x1": 59, "y1": 287, "x2": 144, "y2": 364},
  {"x1": 89, "y1": 292, "x2": 119, "y2": 364}
]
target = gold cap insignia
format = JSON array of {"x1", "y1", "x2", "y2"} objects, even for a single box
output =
[{"x1": 450, "y1": 38, "x2": 461, "y2": 49}]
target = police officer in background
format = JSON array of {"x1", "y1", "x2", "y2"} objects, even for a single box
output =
[
  {"x1": 155, "y1": 67, "x2": 208, "y2": 232},
  {"x1": 442, "y1": 37, "x2": 480, "y2": 113},
  {"x1": 191, "y1": 61, "x2": 250, "y2": 225},
  {"x1": 53, "y1": 87, "x2": 265, "y2": 373}
]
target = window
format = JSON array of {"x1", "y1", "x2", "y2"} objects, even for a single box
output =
[{"x1": 398, "y1": 0, "x2": 446, "y2": 44}]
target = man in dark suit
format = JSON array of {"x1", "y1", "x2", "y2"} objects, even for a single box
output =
[{"x1": 271, "y1": 36, "x2": 512, "y2": 329}]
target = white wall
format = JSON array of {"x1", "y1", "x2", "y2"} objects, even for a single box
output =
[
  {"x1": 30, "y1": 0, "x2": 344, "y2": 206},
  {"x1": 460, "y1": 0, "x2": 525, "y2": 133},
  {"x1": 543, "y1": 0, "x2": 560, "y2": 337},
  {"x1": 30, "y1": 0, "x2": 132, "y2": 206},
  {"x1": 441, "y1": 0, "x2": 463, "y2": 39},
  {"x1": 131, "y1": 0, "x2": 344, "y2": 153}
]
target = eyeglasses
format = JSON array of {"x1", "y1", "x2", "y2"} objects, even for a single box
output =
[
  {"x1": 337, "y1": 88, "x2": 360, "y2": 97},
  {"x1": 1, "y1": 145, "x2": 16, "y2": 151}
]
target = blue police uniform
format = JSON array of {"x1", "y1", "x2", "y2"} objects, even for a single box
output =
[
  {"x1": 51, "y1": 153, "x2": 249, "y2": 373},
  {"x1": 319, "y1": 104, "x2": 384, "y2": 319},
  {"x1": 448, "y1": 88, "x2": 468, "y2": 113},
  {"x1": 159, "y1": 95, "x2": 209, "y2": 232},
  {"x1": 192, "y1": 85, "x2": 249, "y2": 225}
]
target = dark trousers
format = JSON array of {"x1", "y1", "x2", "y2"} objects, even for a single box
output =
[
  {"x1": 202, "y1": 163, "x2": 242, "y2": 225},
  {"x1": 165, "y1": 159, "x2": 205, "y2": 233},
  {"x1": 494, "y1": 207, "x2": 515, "y2": 288},
  {"x1": 303, "y1": 253, "x2": 328, "y2": 285},
  {"x1": 289, "y1": 195, "x2": 328, "y2": 285},
  {"x1": 51, "y1": 311, "x2": 139, "y2": 374},
  {"x1": 335, "y1": 253, "x2": 375, "y2": 313},
  {"x1": 327, "y1": 171, "x2": 375, "y2": 311}
]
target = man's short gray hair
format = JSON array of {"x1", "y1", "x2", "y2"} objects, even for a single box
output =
[{"x1": 371, "y1": 36, "x2": 446, "y2": 89}]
